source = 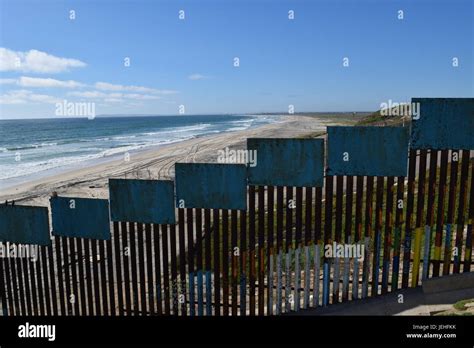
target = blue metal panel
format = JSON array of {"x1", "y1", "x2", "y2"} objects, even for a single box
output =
[
  {"x1": 0, "y1": 205, "x2": 50, "y2": 245},
  {"x1": 411, "y1": 98, "x2": 474, "y2": 150},
  {"x1": 327, "y1": 126, "x2": 409, "y2": 177},
  {"x1": 247, "y1": 138, "x2": 324, "y2": 187},
  {"x1": 50, "y1": 197, "x2": 110, "y2": 240},
  {"x1": 175, "y1": 163, "x2": 247, "y2": 210},
  {"x1": 109, "y1": 179, "x2": 175, "y2": 224}
]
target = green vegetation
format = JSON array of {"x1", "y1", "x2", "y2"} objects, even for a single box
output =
[{"x1": 453, "y1": 298, "x2": 474, "y2": 311}]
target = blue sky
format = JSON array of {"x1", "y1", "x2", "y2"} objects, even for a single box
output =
[{"x1": 0, "y1": 0, "x2": 472, "y2": 119}]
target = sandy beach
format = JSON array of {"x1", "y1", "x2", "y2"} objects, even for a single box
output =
[{"x1": 0, "y1": 114, "x2": 360, "y2": 207}]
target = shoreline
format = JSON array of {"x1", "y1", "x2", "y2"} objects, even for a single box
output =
[{"x1": 0, "y1": 114, "x2": 359, "y2": 206}]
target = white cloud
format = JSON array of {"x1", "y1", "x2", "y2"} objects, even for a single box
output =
[
  {"x1": 188, "y1": 73, "x2": 210, "y2": 80},
  {"x1": 0, "y1": 76, "x2": 84, "y2": 88},
  {"x1": 123, "y1": 93, "x2": 161, "y2": 100},
  {"x1": 103, "y1": 98, "x2": 123, "y2": 103},
  {"x1": 94, "y1": 81, "x2": 177, "y2": 95},
  {"x1": 0, "y1": 78, "x2": 16, "y2": 85},
  {"x1": 0, "y1": 48, "x2": 86, "y2": 73},
  {"x1": 0, "y1": 89, "x2": 62, "y2": 104},
  {"x1": 68, "y1": 91, "x2": 107, "y2": 98},
  {"x1": 68, "y1": 90, "x2": 161, "y2": 102}
]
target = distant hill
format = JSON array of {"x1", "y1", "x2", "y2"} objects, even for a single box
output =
[{"x1": 358, "y1": 105, "x2": 412, "y2": 126}]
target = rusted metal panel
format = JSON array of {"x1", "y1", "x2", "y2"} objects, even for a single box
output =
[
  {"x1": 327, "y1": 126, "x2": 409, "y2": 177},
  {"x1": 109, "y1": 179, "x2": 176, "y2": 224},
  {"x1": 411, "y1": 98, "x2": 474, "y2": 150},
  {"x1": 0, "y1": 205, "x2": 50, "y2": 245},
  {"x1": 247, "y1": 138, "x2": 325, "y2": 187},
  {"x1": 175, "y1": 163, "x2": 247, "y2": 210},
  {"x1": 50, "y1": 197, "x2": 111, "y2": 240}
]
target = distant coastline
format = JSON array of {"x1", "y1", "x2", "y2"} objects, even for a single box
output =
[
  {"x1": 0, "y1": 114, "x2": 285, "y2": 187},
  {"x1": 0, "y1": 114, "x2": 361, "y2": 207}
]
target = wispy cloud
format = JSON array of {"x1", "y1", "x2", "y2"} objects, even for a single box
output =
[
  {"x1": 0, "y1": 48, "x2": 86, "y2": 73},
  {"x1": 67, "y1": 91, "x2": 108, "y2": 98},
  {"x1": 94, "y1": 82, "x2": 178, "y2": 95},
  {"x1": 0, "y1": 76, "x2": 84, "y2": 88},
  {"x1": 0, "y1": 89, "x2": 62, "y2": 104},
  {"x1": 68, "y1": 90, "x2": 162, "y2": 102},
  {"x1": 188, "y1": 73, "x2": 210, "y2": 80}
]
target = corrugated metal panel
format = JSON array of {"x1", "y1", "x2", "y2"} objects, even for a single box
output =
[
  {"x1": 0, "y1": 205, "x2": 50, "y2": 245},
  {"x1": 175, "y1": 163, "x2": 247, "y2": 210},
  {"x1": 50, "y1": 197, "x2": 110, "y2": 240},
  {"x1": 411, "y1": 98, "x2": 474, "y2": 150},
  {"x1": 247, "y1": 138, "x2": 324, "y2": 187},
  {"x1": 327, "y1": 126, "x2": 409, "y2": 177},
  {"x1": 109, "y1": 179, "x2": 176, "y2": 224}
]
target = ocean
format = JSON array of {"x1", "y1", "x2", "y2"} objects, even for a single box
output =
[{"x1": 0, "y1": 115, "x2": 282, "y2": 187}]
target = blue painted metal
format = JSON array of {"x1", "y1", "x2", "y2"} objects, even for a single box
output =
[
  {"x1": 303, "y1": 246, "x2": 310, "y2": 309},
  {"x1": 247, "y1": 138, "x2": 325, "y2": 187},
  {"x1": 323, "y1": 262, "x2": 329, "y2": 306},
  {"x1": 268, "y1": 254, "x2": 274, "y2": 315},
  {"x1": 352, "y1": 255, "x2": 359, "y2": 300},
  {"x1": 294, "y1": 247, "x2": 301, "y2": 311},
  {"x1": 361, "y1": 237, "x2": 370, "y2": 298},
  {"x1": 197, "y1": 270, "x2": 203, "y2": 316},
  {"x1": 285, "y1": 250, "x2": 292, "y2": 312},
  {"x1": 50, "y1": 197, "x2": 111, "y2": 240},
  {"x1": 373, "y1": 232, "x2": 381, "y2": 294},
  {"x1": 276, "y1": 252, "x2": 282, "y2": 313},
  {"x1": 422, "y1": 226, "x2": 431, "y2": 280},
  {"x1": 109, "y1": 179, "x2": 176, "y2": 224},
  {"x1": 342, "y1": 247, "x2": 350, "y2": 301},
  {"x1": 332, "y1": 258, "x2": 339, "y2": 302},
  {"x1": 189, "y1": 272, "x2": 195, "y2": 316},
  {"x1": 205, "y1": 270, "x2": 212, "y2": 315},
  {"x1": 327, "y1": 126, "x2": 409, "y2": 177},
  {"x1": 313, "y1": 245, "x2": 321, "y2": 307},
  {"x1": 411, "y1": 98, "x2": 474, "y2": 150},
  {"x1": 402, "y1": 231, "x2": 412, "y2": 286},
  {"x1": 0, "y1": 205, "x2": 50, "y2": 246},
  {"x1": 156, "y1": 285, "x2": 162, "y2": 313},
  {"x1": 175, "y1": 163, "x2": 247, "y2": 210},
  {"x1": 382, "y1": 259, "x2": 389, "y2": 291},
  {"x1": 240, "y1": 272, "x2": 246, "y2": 315},
  {"x1": 445, "y1": 224, "x2": 452, "y2": 267},
  {"x1": 391, "y1": 234, "x2": 400, "y2": 289}
]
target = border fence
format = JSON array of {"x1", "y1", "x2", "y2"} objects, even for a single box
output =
[{"x1": 0, "y1": 97, "x2": 473, "y2": 316}]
